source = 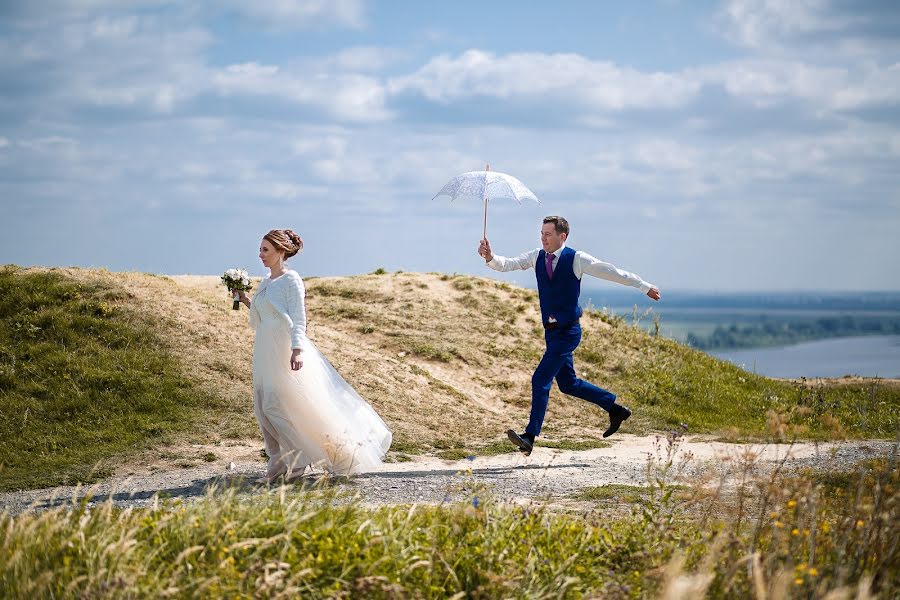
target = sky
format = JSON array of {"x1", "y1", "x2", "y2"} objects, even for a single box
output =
[{"x1": 1, "y1": 0, "x2": 899, "y2": 292}]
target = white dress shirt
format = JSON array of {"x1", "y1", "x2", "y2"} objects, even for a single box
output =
[{"x1": 487, "y1": 244, "x2": 654, "y2": 294}]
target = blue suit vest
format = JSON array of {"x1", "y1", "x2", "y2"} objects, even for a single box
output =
[{"x1": 536, "y1": 247, "x2": 582, "y2": 327}]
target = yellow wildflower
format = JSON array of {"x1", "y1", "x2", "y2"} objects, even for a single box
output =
[
  {"x1": 792, "y1": 528, "x2": 800, "y2": 536},
  {"x1": 809, "y1": 568, "x2": 819, "y2": 577},
  {"x1": 787, "y1": 500, "x2": 797, "y2": 508},
  {"x1": 794, "y1": 578, "x2": 804, "y2": 585},
  {"x1": 856, "y1": 520, "x2": 865, "y2": 528}
]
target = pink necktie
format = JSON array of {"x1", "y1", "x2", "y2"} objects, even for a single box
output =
[{"x1": 545, "y1": 253, "x2": 554, "y2": 279}]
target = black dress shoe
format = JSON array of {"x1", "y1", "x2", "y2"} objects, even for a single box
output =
[
  {"x1": 603, "y1": 404, "x2": 632, "y2": 438},
  {"x1": 506, "y1": 429, "x2": 534, "y2": 456}
]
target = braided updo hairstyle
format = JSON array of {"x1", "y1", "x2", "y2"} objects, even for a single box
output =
[{"x1": 263, "y1": 229, "x2": 304, "y2": 259}]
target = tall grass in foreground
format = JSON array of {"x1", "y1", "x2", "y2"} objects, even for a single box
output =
[{"x1": 2, "y1": 434, "x2": 896, "y2": 598}]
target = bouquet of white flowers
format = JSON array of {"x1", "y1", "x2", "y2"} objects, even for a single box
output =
[{"x1": 221, "y1": 268, "x2": 253, "y2": 310}]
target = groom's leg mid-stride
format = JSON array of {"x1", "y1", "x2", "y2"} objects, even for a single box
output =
[
  {"x1": 507, "y1": 323, "x2": 631, "y2": 455},
  {"x1": 478, "y1": 216, "x2": 660, "y2": 456}
]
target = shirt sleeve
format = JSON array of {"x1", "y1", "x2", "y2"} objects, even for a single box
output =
[
  {"x1": 486, "y1": 248, "x2": 540, "y2": 272},
  {"x1": 269, "y1": 272, "x2": 308, "y2": 349},
  {"x1": 575, "y1": 251, "x2": 654, "y2": 294}
]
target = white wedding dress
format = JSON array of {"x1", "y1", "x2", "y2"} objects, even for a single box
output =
[{"x1": 249, "y1": 270, "x2": 391, "y2": 477}]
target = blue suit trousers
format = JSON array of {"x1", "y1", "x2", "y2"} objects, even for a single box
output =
[{"x1": 526, "y1": 322, "x2": 617, "y2": 438}]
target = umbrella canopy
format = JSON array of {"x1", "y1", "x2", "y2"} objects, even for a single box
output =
[{"x1": 433, "y1": 164, "x2": 540, "y2": 238}]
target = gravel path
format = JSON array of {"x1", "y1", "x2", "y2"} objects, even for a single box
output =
[{"x1": 1, "y1": 435, "x2": 896, "y2": 514}]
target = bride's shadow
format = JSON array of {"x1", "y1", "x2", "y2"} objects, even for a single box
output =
[
  {"x1": 27, "y1": 461, "x2": 588, "y2": 511},
  {"x1": 29, "y1": 472, "x2": 344, "y2": 511}
]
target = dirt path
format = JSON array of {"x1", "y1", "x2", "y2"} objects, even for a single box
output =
[{"x1": 1, "y1": 436, "x2": 895, "y2": 514}]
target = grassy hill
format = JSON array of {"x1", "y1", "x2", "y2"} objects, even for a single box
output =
[{"x1": 1, "y1": 265, "x2": 897, "y2": 491}]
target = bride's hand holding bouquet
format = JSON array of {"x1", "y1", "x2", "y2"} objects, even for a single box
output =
[{"x1": 222, "y1": 268, "x2": 253, "y2": 310}]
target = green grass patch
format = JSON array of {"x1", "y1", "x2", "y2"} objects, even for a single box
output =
[
  {"x1": 386, "y1": 437, "x2": 426, "y2": 456},
  {"x1": 435, "y1": 448, "x2": 473, "y2": 460},
  {"x1": 539, "y1": 439, "x2": 612, "y2": 451},
  {"x1": 435, "y1": 440, "x2": 518, "y2": 460},
  {"x1": 574, "y1": 483, "x2": 648, "y2": 503},
  {"x1": 0, "y1": 267, "x2": 223, "y2": 491},
  {"x1": 391, "y1": 335, "x2": 463, "y2": 364},
  {"x1": 577, "y1": 325, "x2": 900, "y2": 439},
  {"x1": 455, "y1": 294, "x2": 479, "y2": 309}
]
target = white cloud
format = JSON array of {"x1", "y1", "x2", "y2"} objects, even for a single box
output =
[
  {"x1": 292, "y1": 135, "x2": 348, "y2": 157},
  {"x1": 716, "y1": 0, "x2": 859, "y2": 49},
  {"x1": 388, "y1": 48, "x2": 900, "y2": 121},
  {"x1": 389, "y1": 50, "x2": 701, "y2": 111},
  {"x1": 630, "y1": 140, "x2": 699, "y2": 172},
  {"x1": 0, "y1": 1, "x2": 175, "y2": 26},
  {"x1": 1, "y1": 1, "x2": 897, "y2": 289},
  {"x1": 220, "y1": 0, "x2": 365, "y2": 30},
  {"x1": 714, "y1": 0, "x2": 900, "y2": 63},
  {"x1": 213, "y1": 62, "x2": 391, "y2": 122},
  {"x1": 17, "y1": 135, "x2": 79, "y2": 156},
  {"x1": 695, "y1": 58, "x2": 900, "y2": 110},
  {"x1": 2, "y1": 14, "x2": 212, "y2": 114},
  {"x1": 326, "y1": 46, "x2": 404, "y2": 72}
]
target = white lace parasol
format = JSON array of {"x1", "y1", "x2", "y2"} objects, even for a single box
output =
[{"x1": 433, "y1": 164, "x2": 541, "y2": 238}]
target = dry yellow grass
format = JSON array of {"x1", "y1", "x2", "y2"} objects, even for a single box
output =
[
  {"x1": 19, "y1": 267, "x2": 895, "y2": 479},
  {"x1": 300, "y1": 271, "x2": 620, "y2": 453},
  {"x1": 37, "y1": 268, "x2": 624, "y2": 471}
]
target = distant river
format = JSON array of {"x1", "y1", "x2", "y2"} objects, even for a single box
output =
[{"x1": 711, "y1": 335, "x2": 900, "y2": 379}]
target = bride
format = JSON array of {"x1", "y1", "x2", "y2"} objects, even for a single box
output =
[{"x1": 232, "y1": 228, "x2": 392, "y2": 482}]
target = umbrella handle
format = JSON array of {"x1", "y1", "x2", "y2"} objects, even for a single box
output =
[{"x1": 483, "y1": 163, "x2": 490, "y2": 240}]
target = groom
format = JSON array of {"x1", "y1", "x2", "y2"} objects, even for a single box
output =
[{"x1": 478, "y1": 216, "x2": 661, "y2": 456}]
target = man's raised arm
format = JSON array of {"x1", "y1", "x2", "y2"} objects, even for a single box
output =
[
  {"x1": 478, "y1": 239, "x2": 537, "y2": 272},
  {"x1": 576, "y1": 251, "x2": 661, "y2": 300}
]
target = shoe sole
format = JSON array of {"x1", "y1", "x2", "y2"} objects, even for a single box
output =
[{"x1": 506, "y1": 429, "x2": 533, "y2": 456}]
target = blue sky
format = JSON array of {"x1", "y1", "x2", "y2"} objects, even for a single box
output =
[{"x1": 1, "y1": 0, "x2": 899, "y2": 291}]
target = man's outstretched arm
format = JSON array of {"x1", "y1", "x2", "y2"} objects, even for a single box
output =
[
  {"x1": 576, "y1": 251, "x2": 661, "y2": 301},
  {"x1": 478, "y1": 239, "x2": 538, "y2": 272}
]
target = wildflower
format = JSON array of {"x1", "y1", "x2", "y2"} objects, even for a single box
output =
[
  {"x1": 809, "y1": 568, "x2": 819, "y2": 577},
  {"x1": 466, "y1": 455, "x2": 476, "y2": 461},
  {"x1": 856, "y1": 519, "x2": 865, "y2": 528},
  {"x1": 774, "y1": 521, "x2": 784, "y2": 528},
  {"x1": 792, "y1": 528, "x2": 800, "y2": 536},
  {"x1": 787, "y1": 500, "x2": 797, "y2": 508},
  {"x1": 822, "y1": 522, "x2": 831, "y2": 533},
  {"x1": 472, "y1": 496, "x2": 480, "y2": 509},
  {"x1": 770, "y1": 511, "x2": 779, "y2": 519},
  {"x1": 794, "y1": 578, "x2": 804, "y2": 585}
]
